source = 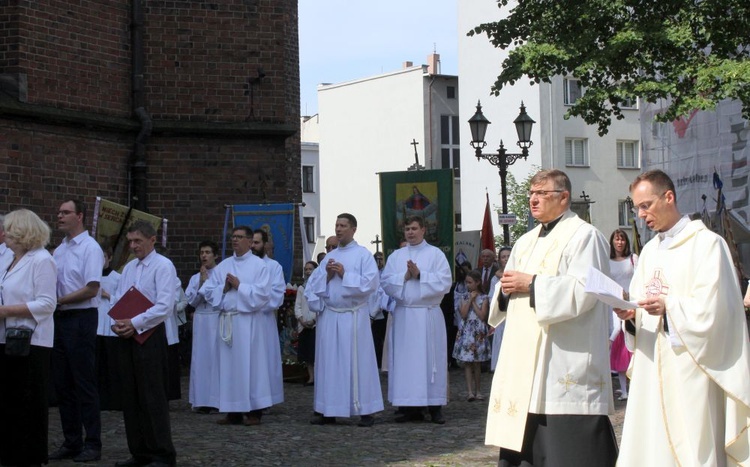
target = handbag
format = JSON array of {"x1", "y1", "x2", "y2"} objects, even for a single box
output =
[{"x1": 5, "y1": 326, "x2": 34, "y2": 357}]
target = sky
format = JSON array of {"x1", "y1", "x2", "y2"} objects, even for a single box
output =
[{"x1": 298, "y1": 0, "x2": 459, "y2": 116}]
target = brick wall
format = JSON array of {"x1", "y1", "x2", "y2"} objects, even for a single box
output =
[{"x1": 0, "y1": 0, "x2": 302, "y2": 283}]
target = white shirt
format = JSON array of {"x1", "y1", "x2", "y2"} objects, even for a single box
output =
[
  {"x1": 112, "y1": 250, "x2": 177, "y2": 334},
  {"x1": 0, "y1": 248, "x2": 57, "y2": 347},
  {"x1": 53, "y1": 230, "x2": 103, "y2": 309}
]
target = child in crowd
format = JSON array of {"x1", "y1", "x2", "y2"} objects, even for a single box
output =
[{"x1": 453, "y1": 270, "x2": 491, "y2": 401}]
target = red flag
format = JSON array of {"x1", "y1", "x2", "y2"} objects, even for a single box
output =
[{"x1": 481, "y1": 192, "x2": 495, "y2": 250}]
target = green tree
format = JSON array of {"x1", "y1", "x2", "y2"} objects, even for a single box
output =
[
  {"x1": 494, "y1": 165, "x2": 539, "y2": 246},
  {"x1": 470, "y1": 1, "x2": 750, "y2": 135}
]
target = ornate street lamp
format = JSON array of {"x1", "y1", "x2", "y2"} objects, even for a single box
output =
[{"x1": 469, "y1": 100, "x2": 535, "y2": 245}]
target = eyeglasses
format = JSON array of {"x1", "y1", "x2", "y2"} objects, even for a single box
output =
[
  {"x1": 231, "y1": 235, "x2": 250, "y2": 240},
  {"x1": 631, "y1": 192, "x2": 666, "y2": 215},
  {"x1": 528, "y1": 190, "x2": 564, "y2": 198},
  {"x1": 58, "y1": 210, "x2": 76, "y2": 216}
]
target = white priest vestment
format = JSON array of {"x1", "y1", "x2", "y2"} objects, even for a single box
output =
[
  {"x1": 186, "y1": 270, "x2": 219, "y2": 408},
  {"x1": 618, "y1": 219, "x2": 750, "y2": 467},
  {"x1": 485, "y1": 211, "x2": 614, "y2": 451},
  {"x1": 381, "y1": 240, "x2": 452, "y2": 407},
  {"x1": 262, "y1": 256, "x2": 286, "y2": 312},
  {"x1": 304, "y1": 240, "x2": 383, "y2": 417},
  {"x1": 202, "y1": 251, "x2": 284, "y2": 412}
]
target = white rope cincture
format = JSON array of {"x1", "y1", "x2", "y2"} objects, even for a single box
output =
[{"x1": 327, "y1": 303, "x2": 365, "y2": 412}]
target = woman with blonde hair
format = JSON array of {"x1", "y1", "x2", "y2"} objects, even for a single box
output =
[{"x1": 0, "y1": 209, "x2": 57, "y2": 466}]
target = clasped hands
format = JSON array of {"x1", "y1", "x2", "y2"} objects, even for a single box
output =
[
  {"x1": 111, "y1": 319, "x2": 136, "y2": 339},
  {"x1": 404, "y1": 260, "x2": 420, "y2": 281},
  {"x1": 326, "y1": 259, "x2": 345, "y2": 282},
  {"x1": 499, "y1": 270, "x2": 533, "y2": 294}
]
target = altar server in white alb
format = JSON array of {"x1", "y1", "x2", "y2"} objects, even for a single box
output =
[
  {"x1": 201, "y1": 226, "x2": 283, "y2": 426},
  {"x1": 185, "y1": 240, "x2": 219, "y2": 413},
  {"x1": 304, "y1": 213, "x2": 383, "y2": 427},
  {"x1": 616, "y1": 169, "x2": 750, "y2": 466},
  {"x1": 485, "y1": 169, "x2": 617, "y2": 467},
  {"x1": 381, "y1": 215, "x2": 452, "y2": 424}
]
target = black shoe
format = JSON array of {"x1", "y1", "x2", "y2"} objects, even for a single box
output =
[
  {"x1": 309, "y1": 412, "x2": 336, "y2": 425},
  {"x1": 49, "y1": 446, "x2": 82, "y2": 460},
  {"x1": 357, "y1": 415, "x2": 375, "y2": 427},
  {"x1": 429, "y1": 407, "x2": 446, "y2": 425},
  {"x1": 114, "y1": 458, "x2": 143, "y2": 467},
  {"x1": 73, "y1": 448, "x2": 102, "y2": 463},
  {"x1": 395, "y1": 407, "x2": 425, "y2": 423}
]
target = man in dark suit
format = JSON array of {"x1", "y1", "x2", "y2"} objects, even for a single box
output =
[{"x1": 476, "y1": 249, "x2": 498, "y2": 293}]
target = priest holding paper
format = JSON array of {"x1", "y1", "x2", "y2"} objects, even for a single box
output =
[
  {"x1": 485, "y1": 169, "x2": 617, "y2": 466},
  {"x1": 110, "y1": 221, "x2": 177, "y2": 467},
  {"x1": 616, "y1": 170, "x2": 750, "y2": 466}
]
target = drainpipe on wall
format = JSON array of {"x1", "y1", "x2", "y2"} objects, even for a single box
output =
[{"x1": 131, "y1": 0, "x2": 151, "y2": 211}]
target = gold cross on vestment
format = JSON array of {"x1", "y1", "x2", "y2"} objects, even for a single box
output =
[
  {"x1": 558, "y1": 373, "x2": 578, "y2": 392},
  {"x1": 594, "y1": 376, "x2": 607, "y2": 391},
  {"x1": 507, "y1": 401, "x2": 518, "y2": 417}
]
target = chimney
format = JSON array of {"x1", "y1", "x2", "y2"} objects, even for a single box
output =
[
  {"x1": 427, "y1": 53, "x2": 440, "y2": 75},
  {"x1": 402, "y1": 61, "x2": 413, "y2": 69}
]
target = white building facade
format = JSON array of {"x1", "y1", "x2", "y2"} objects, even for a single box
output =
[
  {"x1": 458, "y1": 0, "x2": 641, "y2": 239},
  {"x1": 301, "y1": 114, "x2": 322, "y2": 259},
  {"x1": 317, "y1": 57, "x2": 461, "y2": 253}
]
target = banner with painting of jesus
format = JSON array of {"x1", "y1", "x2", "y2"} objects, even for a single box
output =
[
  {"x1": 379, "y1": 169, "x2": 454, "y2": 267},
  {"x1": 232, "y1": 203, "x2": 294, "y2": 283}
]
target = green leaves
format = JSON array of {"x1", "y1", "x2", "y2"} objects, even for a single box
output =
[{"x1": 473, "y1": 0, "x2": 750, "y2": 134}]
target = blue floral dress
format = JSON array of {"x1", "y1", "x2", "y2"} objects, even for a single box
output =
[{"x1": 452, "y1": 294, "x2": 491, "y2": 362}]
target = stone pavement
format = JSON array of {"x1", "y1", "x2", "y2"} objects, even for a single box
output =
[{"x1": 48, "y1": 368, "x2": 627, "y2": 466}]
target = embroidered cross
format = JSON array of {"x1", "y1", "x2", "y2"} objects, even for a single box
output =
[
  {"x1": 645, "y1": 269, "x2": 670, "y2": 298},
  {"x1": 507, "y1": 401, "x2": 518, "y2": 417},
  {"x1": 492, "y1": 398, "x2": 502, "y2": 413},
  {"x1": 594, "y1": 376, "x2": 607, "y2": 391},
  {"x1": 558, "y1": 374, "x2": 577, "y2": 392}
]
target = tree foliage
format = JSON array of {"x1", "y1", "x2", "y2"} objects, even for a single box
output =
[
  {"x1": 469, "y1": 0, "x2": 750, "y2": 135},
  {"x1": 494, "y1": 165, "x2": 539, "y2": 246}
]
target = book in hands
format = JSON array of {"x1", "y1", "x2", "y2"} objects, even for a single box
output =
[{"x1": 108, "y1": 286, "x2": 155, "y2": 344}]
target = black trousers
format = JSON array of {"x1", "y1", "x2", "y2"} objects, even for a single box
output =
[
  {"x1": 52, "y1": 307, "x2": 101, "y2": 450},
  {"x1": 0, "y1": 345, "x2": 51, "y2": 466},
  {"x1": 371, "y1": 317, "x2": 387, "y2": 369},
  {"x1": 498, "y1": 413, "x2": 618, "y2": 467},
  {"x1": 116, "y1": 324, "x2": 176, "y2": 465}
]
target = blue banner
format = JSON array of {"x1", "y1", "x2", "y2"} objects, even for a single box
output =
[{"x1": 232, "y1": 203, "x2": 294, "y2": 283}]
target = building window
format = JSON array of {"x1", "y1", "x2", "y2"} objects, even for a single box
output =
[
  {"x1": 302, "y1": 165, "x2": 314, "y2": 193},
  {"x1": 618, "y1": 200, "x2": 631, "y2": 227},
  {"x1": 303, "y1": 217, "x2": 315, "y2": 243},
  {"x1": 570, "y1": 202, "x2": 590, "y2": 223},
  {"x1": 447, "y1": 86, "x2": 456, "y2": 99},
  {"x1": 441, "y1": 115, "x2": 461, "y2": 177},
  {"x1": 563, "y1": 78, "x2": 582, "y2": 105},
  {"x1": 617, "y1": 140, "x2": 639, "y2": 169},
  {"x1": 565, "y1": 138, "x2": 588, "y2": 166},
  {"x1": 620, "y1": 96, "x2": 637, "y2": 109}
]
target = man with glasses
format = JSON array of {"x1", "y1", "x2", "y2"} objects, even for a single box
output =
[
  {"x1": 49, "y1": 200, "x2": 104, "y2": 463},
  {"x1": 200, "y1": 226, "x2": 283, "y2": 426},
  {"x1": 616, "y1": 170, "x2": 750, "y2": 466},
  {"x1": 485, "y1": 169, "x2": 617, "y2": 466}
]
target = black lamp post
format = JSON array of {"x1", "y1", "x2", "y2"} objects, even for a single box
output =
[{"x1": 468, "y1": 100, "x2": 535, "y2": 245}]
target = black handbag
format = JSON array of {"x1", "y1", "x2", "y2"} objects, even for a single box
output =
[{"x1": 5, "y1": 327, "x2": 33, "y2": 357}]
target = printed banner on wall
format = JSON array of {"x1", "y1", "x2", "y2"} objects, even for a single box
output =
[
  {"x1": 379, "y1": 169, "x2": 454, "y2": 267},
  {"x1": 454, "y1": 230, "x2": 481, "y2": 271},
  {"x1": 92, "y1": 198, "x2": 163, "y2": 272},
  {"x1": 233, "y1": 203, "x2": 294, "y2": 283}
]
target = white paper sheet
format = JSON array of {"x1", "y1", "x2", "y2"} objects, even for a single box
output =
[{"x1": 584, "y1": 266, "x2": 639, "y2": 310}]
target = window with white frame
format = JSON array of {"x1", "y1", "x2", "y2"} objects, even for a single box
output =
[
  {"x1": 620, "y1": 96, "x2": 637, "y2": 109},
  {"x1": 565, "y1": 138, "x2": 589, "y2": 166},
  {"x1": 617, "y1": 140, "x2": 639, "y2": 169},
  {"x1": 563, "y1": 78, "x2": 582, "y2": 105},
  {"x1": 302, "y1": 165, "x2": 314, "y2": 193},
  {"x1": 441, "y1": 115, "x2": 461, "y2": 177},
  {"x1": 303, "y1": 217, "x2": 315, "y2": 243},
  {"x1": 618, "y1": 200, "x2": 631, "y2": 227}
]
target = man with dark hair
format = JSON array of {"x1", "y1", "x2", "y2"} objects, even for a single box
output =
[
  {"x1": 110, "y1": 220, "x2": 176, "y2": 467},
  {"x1": 485, "y1": 169, "x2": 617, "y2": 466},
  {"x1": 382, "y1": 215, "x2": 452, "y2": 424},
  {"x1": 305, "y1": 213, "x2": 383, "y2": 427},
  {"x1": 200, "y1": 226, "x2": 284, "y2": 426},
  {"x1": 616, "y1": 169, "x2": 750, "y2": 466},
  {"x1": 185, "y1": 240, "x2": 220, "y2": 414},
  {"x1": 49, "y1": 199, "x2": 104, "y2": 463}
]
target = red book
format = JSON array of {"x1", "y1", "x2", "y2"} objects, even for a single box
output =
[{"x1": 108, "y1": 286, "x2": 156, "y2": 345}]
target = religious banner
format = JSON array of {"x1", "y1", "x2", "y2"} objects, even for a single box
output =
[
  {"x1": 232, "y1": 203, "x2": 294, "y2": 283},
  {"x1": 454, "y1": 230, "x2": 481, "y2": 271},
  {"x1": 379, "y1": 169, "x2": 454, "y2": 266},
  {"x1": 91, "y1": 197, "x2": 163, "y2": 272}
]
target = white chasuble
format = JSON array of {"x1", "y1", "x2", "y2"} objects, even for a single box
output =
[
  {"x1": 485, "y1": 211, "x2": 613, "y2": 451},
  {"x1": 619, "y1": 220, "x2": 750, "y2": 467}
]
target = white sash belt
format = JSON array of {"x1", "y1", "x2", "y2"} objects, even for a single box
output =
[
  {"x1": 219, "y1": 310, "x2": 238, "y2": 346},
  {"x1": 400, "y1": 304, "x2": 440, "y2": 384},
  {"x1": 327, "y1": 303, "x2": 365, "y2": 412}
]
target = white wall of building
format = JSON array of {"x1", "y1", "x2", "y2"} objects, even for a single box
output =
[{"x1": 301, "y1": 115, "x2": 321, "y2": 259}]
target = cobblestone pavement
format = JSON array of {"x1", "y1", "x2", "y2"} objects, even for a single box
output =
[{"x1": 48, "y1": 368, "x2": 627, "y2": 466}]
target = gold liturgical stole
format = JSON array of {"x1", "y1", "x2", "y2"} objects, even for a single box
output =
[{"x1": 485, "y1": 212, "x2": 585, "y2": 451}]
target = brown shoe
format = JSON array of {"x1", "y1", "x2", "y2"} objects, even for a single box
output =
[
  {"x1": 244, "y1": 415, "x2": 262, "y2": 426},
  {"x1": 216, "y1": 413, "x2": 243, "y2": 425}
]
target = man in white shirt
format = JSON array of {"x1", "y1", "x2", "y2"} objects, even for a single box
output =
[
  {"x1": 111, "y1": 221, "x2": 177, "y2": 467},
  {"x1": 49, "y1": 199, "x2": 104, "y2": 463}
]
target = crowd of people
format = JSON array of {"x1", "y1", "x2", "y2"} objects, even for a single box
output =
[{"x1": 1, "y1": 166, "x2": 749, "y2": 467}]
